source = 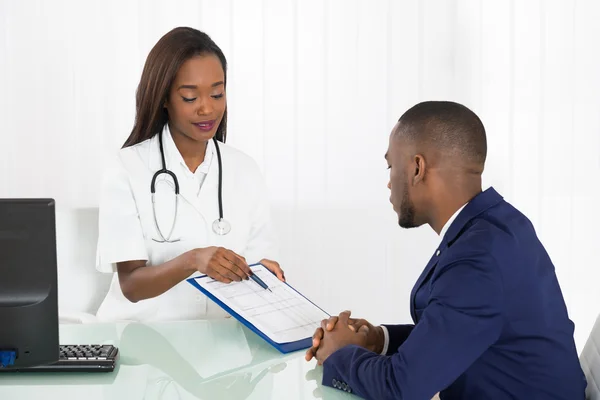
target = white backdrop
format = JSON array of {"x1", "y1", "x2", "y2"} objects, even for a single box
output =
[{"x1": 1, "y1": 0, "x2": 599, "y2": 352}]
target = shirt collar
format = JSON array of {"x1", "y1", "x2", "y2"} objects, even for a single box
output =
[
  {"x1": 439, "y1": 202, "x2": 468, "y2": 239},
  {"x1": 161, "y1": 124, "x2": 214, "y2": 176}
]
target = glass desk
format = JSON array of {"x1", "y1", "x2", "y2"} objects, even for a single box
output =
[{"x1": 0, "y1": 319, "x2": 357, "y2": 399}]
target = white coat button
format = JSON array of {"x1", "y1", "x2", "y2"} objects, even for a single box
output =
[{"x1": 436, "y1": 249, "x2": 440, "y2": 256}]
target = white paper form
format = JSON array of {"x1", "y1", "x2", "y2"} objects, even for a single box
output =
[{"x1": 190, "y1": 264, "x2": 329, "y2": 344}]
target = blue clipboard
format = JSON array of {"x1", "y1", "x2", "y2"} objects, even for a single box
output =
[{"x1": 186, "y1": 263, "x2": 329, "y2": 354}]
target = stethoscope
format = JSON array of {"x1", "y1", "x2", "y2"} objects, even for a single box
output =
[{"x1": 150, "y1": 132, "x2": 231, "y2": 242}]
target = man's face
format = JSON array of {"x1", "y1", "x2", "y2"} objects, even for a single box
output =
[{"x1": 386, "y1": 127, "x2": 419, "y2": 228}]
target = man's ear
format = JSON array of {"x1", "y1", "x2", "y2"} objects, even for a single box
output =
[{"x1": 413, "y1": 154, "x2": 426, "y2": 185}]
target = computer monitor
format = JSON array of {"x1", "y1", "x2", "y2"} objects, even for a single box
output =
[{"x1": 0, "y1": 198, "x2": 59, "y2": 369}]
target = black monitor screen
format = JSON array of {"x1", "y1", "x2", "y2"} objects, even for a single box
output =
[{"x1": 0, "y1": 199, "x2": 59, "y2": 369}]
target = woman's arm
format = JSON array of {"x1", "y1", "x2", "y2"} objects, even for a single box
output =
[
  {"x1": 116, "y1": 247, "x2": 253, "y2": 303},
  {"x1": 116, "y1": 256, "x2": 191, "y2": 303}
]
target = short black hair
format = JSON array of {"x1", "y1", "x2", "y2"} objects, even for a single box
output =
[{"x1": 397, "y1": 101, "x2": 487, "y2": 166}]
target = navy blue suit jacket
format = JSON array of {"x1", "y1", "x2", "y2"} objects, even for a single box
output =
[{"x1": 322, "y1": 187, "x2": 586, "y2": 399}]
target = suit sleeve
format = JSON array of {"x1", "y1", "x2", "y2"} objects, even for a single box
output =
[
  {"x1": 382, "y1": 324, "x2": 415, "y2": 355},
  {"x1": 322, "y1": 257, "x2": 504, "y2": 400}
]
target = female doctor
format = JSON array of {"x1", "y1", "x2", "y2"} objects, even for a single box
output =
[{"x1": 95, "y1": 27, "x2": 284, "y2": 322}]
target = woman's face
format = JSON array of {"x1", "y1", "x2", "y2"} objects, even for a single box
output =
[{"x1": 165, "y1": 53, "x2": 226, "y2": 143}]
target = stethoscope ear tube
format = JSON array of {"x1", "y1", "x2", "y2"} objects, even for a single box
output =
[
  {"x1": 151, "y1": 169, "x2": 180, "y2": 195},
  {"x1": 152, "y1": 132, "x2": 181, "y2": 194},
  {"x1": 213, "y1": 136, "x2": 224, "y2": 220}
]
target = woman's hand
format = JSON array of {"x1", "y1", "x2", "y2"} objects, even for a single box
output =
[
  {"x1": 187, "y1": 247, "x2": 252, "y2": 283},
  {"x1": 260, "y1": 259, "x2": 285, "y2": 282}
]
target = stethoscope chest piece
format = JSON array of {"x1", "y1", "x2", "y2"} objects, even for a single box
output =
[{"x1": 212, "y1": 218, "x2": 232, "y2": 235}]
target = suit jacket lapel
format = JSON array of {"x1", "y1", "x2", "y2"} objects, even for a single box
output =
[
  {"x1": 408, "y1": 187, "x2": 505, "y2": 323},
  {"x1": 410, "y1": 249, "x2": 441, "y2": 322}
]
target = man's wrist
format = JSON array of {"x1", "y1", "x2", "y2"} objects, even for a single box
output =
[
  {"x1": 372, "y1": 326, "x2": 385, "y2": 354},
  {"x1": 378, "y1": 326, "x2": 390, "y2": 355}
]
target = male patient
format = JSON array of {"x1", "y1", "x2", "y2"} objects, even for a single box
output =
[{"x1": 306, "y1": 101, "x2": 586, "y2": 399}]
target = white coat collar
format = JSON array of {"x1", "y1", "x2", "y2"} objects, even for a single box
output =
[
  {"x1": 146, "y1": 124, "x2": 221, "y2": 219},
  {"x1": 159, "y1": 124, "x2": 215, "y2": 176}
]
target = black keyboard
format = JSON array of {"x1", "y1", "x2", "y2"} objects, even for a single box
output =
[{"x1": 0, "y1": 345, "x2": 118, "y2": 372}]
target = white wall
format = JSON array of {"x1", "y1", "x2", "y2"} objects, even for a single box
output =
[{"x1": 1, "y1": 0, "x2": 599, "y2": 352}]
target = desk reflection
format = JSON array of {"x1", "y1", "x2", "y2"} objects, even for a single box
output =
[
  {"x1": 110, "y1": 320, "x2": 289, "y2": 399},
  {"x1": 0, "y1": 320, "x2": 352, "y2": 399}
]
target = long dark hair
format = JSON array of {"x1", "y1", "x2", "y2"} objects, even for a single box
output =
[{"x1": 123, "y1": 27, "x2": 228, "y2": 148}]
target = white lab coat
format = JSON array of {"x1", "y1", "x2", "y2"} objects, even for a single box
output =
[{"x1": 95, "y1": 125, "x2": 278, "y2": 322}]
